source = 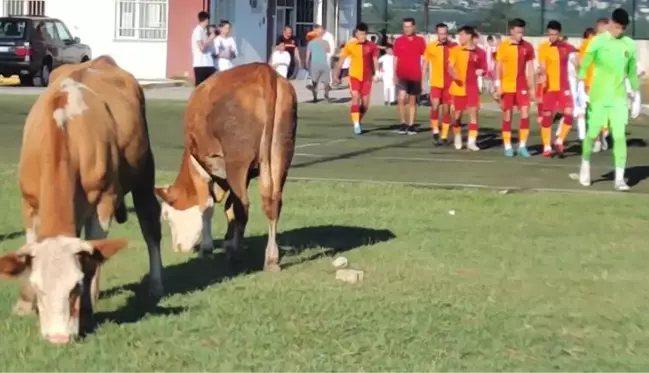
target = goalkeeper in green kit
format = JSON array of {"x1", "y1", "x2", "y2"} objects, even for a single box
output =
[{"x1": 576, "y1": 8, "x2": 641, "y2": 191}]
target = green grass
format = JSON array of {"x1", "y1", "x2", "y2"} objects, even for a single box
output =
[{"x1": 0, "y1": 96, "x2": 648, "y2": 370}]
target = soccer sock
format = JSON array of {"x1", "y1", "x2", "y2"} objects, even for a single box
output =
[
  {"x1": 430, "y1": 109, "x2": 439, "y2": 133},
  {"x1": 519, "y1": 117, "x2": 530, "y2": 148},
  {"x1": 350, "y1": 104, "x2": 360, "y2": 125},
  {"x1": 577, "y1": 116, "x2": 586, "y2": 140},
  {"x1": 502, "y1": 120, "x2": 512, "y2": 149},
  {"x1": 557, "y1": 116, "x2": 573, "y2": 145},
  {"x1": 468, "y1": 122, "x2": 478, "y2": 144},
  {"x1": 359, "y1": 105, "x2": 367, "y2": 122},
  {"x1": 541, "y1": 115, "x2": 552, "y2": 150},
  {"x1": 441, "y1": 112, "x2": 451, "y2": 139},
  {"x1": 452, "y1": 120, "x2": 461, "y2": 136},
  {"x1": 582, "y1": 136, "x2": 594, "y2": 161}
]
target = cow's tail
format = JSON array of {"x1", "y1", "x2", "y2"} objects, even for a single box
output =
[
  {"x1": 268, "y1": 72, "x2": 298, "y2": 199},
  {"x1": 37, "y1": 90, "x2": 78, "y2": 237}
]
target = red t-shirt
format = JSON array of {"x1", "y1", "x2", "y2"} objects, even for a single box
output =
[{"x1": 393, "y1": 35, "x2": 426, "y2": 81}]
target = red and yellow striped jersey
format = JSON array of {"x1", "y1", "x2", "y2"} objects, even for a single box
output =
[
  {"x1": 449, "y1": 46, "x2": 487, "y2": 96},
  {"x1": 495, "y1": 39, "x2": 535, "y2": 93},
  {"x1": 538, "y1": 40, "x2": 576, "y2": 93},
  {"x1": 340, "y1": 40, "x2": 378, "y2": 81},
  {"x1": 423, "y1": 40, "x2": 457, "y2": 88}
]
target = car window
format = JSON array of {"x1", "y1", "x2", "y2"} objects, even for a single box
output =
[
  {"x1": 53, "y1": 21, "x2": 72, "y2": 41},
  {"x1": 0, "y1": 19, "x2": 26, "y2": 39},
  {"x1": 43, "y1": 21, "x2": 58, "y2": 41}
]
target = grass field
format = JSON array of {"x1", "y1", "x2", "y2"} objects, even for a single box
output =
[{"x1": 0, "y1": 95, "x2": 649, "y2": 371}]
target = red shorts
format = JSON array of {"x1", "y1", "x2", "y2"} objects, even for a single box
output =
[
  {"x1": 430, "y1": 86, "x2": 452, "y2": 104},
  {"x1": 500, "y1": 90, "x2": 530, "y2": 110},
  {"x1": 541, "y1": 90, "x2": 573, "y2": 112},
  {"x1": 452, "y1": 92, "x2": 480, "y2": 111},
  {"x1": 349, "y1": 78, "x2": 372, "y2": 96}
]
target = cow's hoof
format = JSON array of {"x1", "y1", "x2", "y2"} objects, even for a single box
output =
[
  {"x1": 12, "y1": 300, "x2": 35, "y2": 317},
  {"x1": 264, "y1": 262, "x2": 281, "y2": 273}
]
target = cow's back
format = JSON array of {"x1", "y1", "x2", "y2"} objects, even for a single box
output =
[{"x1": 185, "y1": 63, "x2": 279, "y2": 161}]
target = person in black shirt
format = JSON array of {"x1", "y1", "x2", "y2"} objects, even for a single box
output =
[{"x1": 276, "y1": 25, "x2": 302, "y2": 79}]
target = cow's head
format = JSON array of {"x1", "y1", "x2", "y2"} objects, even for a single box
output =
[
  {"x1": 0, "y1": 237, "x2": 128, "y2": 344},
  {"x1": 155, "y1": 152, "x2": 215, "y2": 253}
]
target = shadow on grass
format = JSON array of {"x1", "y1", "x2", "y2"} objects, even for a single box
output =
[
  {"x1": 0, "y1": 231, "x2": 24, "y2": 242},
  {"x1": 599, "y1": 165, "x2": 649, "y2": 187},
  {"x1": 95, "y1": 225, "x2": 395, "y2": 327}
]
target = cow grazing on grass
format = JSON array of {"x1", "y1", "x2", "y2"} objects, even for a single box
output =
[
  {"x1": 155, "y1": 62, "x2": 297, "y2": 272},
  {"x1": 0, "y1": 56, "x2": 164, "y2": 344}
]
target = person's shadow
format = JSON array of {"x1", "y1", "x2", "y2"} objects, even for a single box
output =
[
  {"x1": 599, "y1": 165, "x2": 649, "y2": 187},
  {"x1": 94, "y1": 225, "x2": 396, "y2": 328}
]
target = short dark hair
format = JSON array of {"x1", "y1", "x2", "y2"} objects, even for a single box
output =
[
  {"x1": 546, "y1": 20, "x2": 562, "y2": 32},
  {"x1": 583, "y1": 27, "x2": 595, "y2": 38},
  {"x1": 435, "y1": 23, "x2": 448, "y2": 30},
  {"x1": 386, "y1": 43, "x2": 393, "y2": 49},
  {"x1": 458, "y1": 25, "x2": 476, "y2": 37},
  {"x1": 611, "y1": 8, "x2": 630, "y2": 27},
  {"x1": 596, "y1": 17, "x2": 610, "y2": 25},
  {"x1": 508, "y1": 18, "x2": 526, "y2": 29},
  {"x1": 219, "y1": 20, "x2": 230, "y2": 28},
  {"x1": 198, "y1": 11, "x2": 209, "y2": 22},
  {"x1": 487, "y1": 34, "x2": 494, "y2": 41},
  {"x1": 403, "y1": 17, "x2": 415, "y2": 25},
  {"x1": 356, "y1": 22, "x2": 368, "y2": 32}
]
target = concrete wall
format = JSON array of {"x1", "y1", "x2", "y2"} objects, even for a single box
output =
[{"x1": 166, "y1": 0, "x2": 205, "y2": 79}]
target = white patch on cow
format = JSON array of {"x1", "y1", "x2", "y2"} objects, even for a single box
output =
[
  {"x1": 19, "y1": 236, "x2": 92, "y2": 342},
  {"x1": 52, "y1": 78, "x2": 95, "y2": 128},
  {"x1": 161, "y1": 196, "x2": 214, "y2": 253},
  {"x1": 189, "y1": 155, "x2": 212, "y2": 181},
  {"x1": 25, "y1": 216, "x2": 40, "y2": 244}
]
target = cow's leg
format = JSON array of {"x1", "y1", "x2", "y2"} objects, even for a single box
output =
[
  {"x1": 84, "y1": 204, "x2": 112, "y2": 310},
  {"x1": 258, "y1": 160, "x2": 281, "y2": 272},
  {"x1": 131, "y1": 160, "x2": 164, "y2": 299},
  {"x1": 223, "y1": 164, "x2": 250, "y2": 268},
  {"x1": 13, "y1": 198, "x2": 37, "y2": 316}
]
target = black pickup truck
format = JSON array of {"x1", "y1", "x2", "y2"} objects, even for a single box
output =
[{"x1": 0, "y1": 15, "x2": 92, "y2": 86}]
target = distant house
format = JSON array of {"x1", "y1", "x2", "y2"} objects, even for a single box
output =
[{"x1": 0, "y1": 0, "x2": 359, "y2": 79}]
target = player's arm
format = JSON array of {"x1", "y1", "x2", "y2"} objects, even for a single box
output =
[
  {"x1": 525, "y1": 45, "x2": 536, "y2": 98},
  {"x1": 421, "y1": 44, "x2": 431, "y2": 83},
  {"x1": 305, "y1": 44, "x2": 311, "y2": 68},
  {"x1": 392, "y1": 41, "x2": 400, "y2": 84},
  {"x1": 493, "y1": 45, "x2": 503, "y2": 93},
  {"x1": 332, "y1": 43, "x2": 349, "y2": 84},
  {"x1": 476, "y1": 48, "x2": 487, "y2": 76},
  {"x1": 447, "y1": 50, "x2": 461, "y2": 84},
  {"x1": 372, "y1": 45, "x2": 380, "y2": 78},
  {"x1": 626, "y1": 44, "x2": 640, "y2": 91}
]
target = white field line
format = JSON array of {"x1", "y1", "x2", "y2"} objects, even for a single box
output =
[
  {"x1": 294, "y1": 152, "x2": 614, "y2": 170},
  {"x1": 286, "y1": 176, "x2": 628, "y2": 196},
  {"x1": 295, "y1": 138, "x2": 349, "y2": 149}
]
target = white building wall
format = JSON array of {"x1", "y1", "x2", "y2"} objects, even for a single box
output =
[
  {"x1": 2, "y1": 0, "x2": 168, "y2": 79},
  {"x1": 231, "y1": 0, "x2": 267, "y2": 65}
]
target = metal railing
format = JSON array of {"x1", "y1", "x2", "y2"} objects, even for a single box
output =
[
  {"x1": 115, "y1": 0, "x2": 168, "y2": 41},
  {"x1": 2, "y1": 0, "x2": 45, "y2": 17}
]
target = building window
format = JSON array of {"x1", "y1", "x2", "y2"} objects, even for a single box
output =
[
  {"x1": 2, "y1": 0, "x2": 45, "y2": 16},
  {"x1": 115, "y1": 0, "x2": 168, "y2": 41}
]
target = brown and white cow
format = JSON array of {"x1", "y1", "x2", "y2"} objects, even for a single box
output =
[
  {"x1": 0, "y1": 56, "x2": 164, "y2": 344},
  {"x1": 155, "y1": 62, "x2": 297, "y2": 272}
]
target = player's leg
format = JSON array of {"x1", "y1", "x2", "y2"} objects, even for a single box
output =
[
  {"x1": 430, "y1": 87, "x2": 441, "y2": 142},
  {"x1": 609, "y1": 102, "x2": 630, "y2": 191},
  {"x1": 406, "y1": 80, "x2": 421, "y2": 135},
  {"x1": 501, "y1": 93, "x2": 515, "y2": 157},
  {"x1": 540, "y1": 92, "x2": 555, "y2": 157},
  {"x1": 396, "y1": 80, "x2": 409, "y2": 133},
  {"x1": 440, "y1": 88, "x2": 453, "y2": 144},
  {"x1": 349, "y1": 78, "x2": 363, "y2": 135},
  {"x1": 452, "y1": 106, "x2": 463, "y2": 150},
  {"x1": 466, "y1": 106, "x2": 480, "y2": 151},
  {"x1": 517, "y1": 92, "x2": 531, "y2": 157},
  {"x1": 359, "y1": 80, "x2": 372, "y2": 124},
  {"x1": 578, "y1": 104, "x2": 608, "y2": 186},
  {"x1": 555, "y1": 104, "x2": 574, "y2": 157}
]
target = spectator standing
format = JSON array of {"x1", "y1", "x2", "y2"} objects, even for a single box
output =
[
  {"x1": 393, "y1": 17, "x2": 426, "y2": 134},
  {"x1": 191, "y1": 11, "x2": 216, "y2": 86},
  {"x1": 379, "y1": 45, "x2": 396, "y2": 105},
  {"x1": 276, "y1": 26, "x2": 302, "y2": 79},
  {"x1": 270, "y1": 41, "x2": 291, "y2": 78},
  {"x1": 213, "y1": 20, "x2": 237, "y2": 72},
  {"x1": 305, "y1": 25, "x2": 332, "y2": 102}
]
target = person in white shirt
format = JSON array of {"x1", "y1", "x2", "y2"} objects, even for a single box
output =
[
  {"x1": 269, "y1": 41, "x2": 291, "y2": 78},
  {"x1": 378, "y1": 45, "x2": 395, "y2": 105},
  {"x1": 191, "y1": 11, "x2": 216, "y2": 87},
  {"x1": 213, "y1": 20, "x2": 237, "y2": 72},
  {"x1": 322, "y1": 27, "x2": 336, "y2": 82}
]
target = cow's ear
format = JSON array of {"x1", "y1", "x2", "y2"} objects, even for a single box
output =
[
  {"x1": 0, "y1": 252, "x2": 30, "y2": 279},
  {"x1": 78, "y1": 238, "x2": 129, "y2": 267},
  {"x1": 155, "y1": 185, "x2": 177, "y2": 204}
]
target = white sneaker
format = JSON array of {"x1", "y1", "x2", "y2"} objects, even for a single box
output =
[
  {"x1": 615, "y1": 180, "x2": 630, "y2": 192},
  {"x1": 593, "y1": 140, "x2": 602, "y2": 153},
  {"x1": 467, "y1": 142, "x2": 480, "y2": 151},
  {"x1": 454, "y1": 134, "x2": 463, "y2": 150},
  {"x1": 579, "y1": 162, "x2": 591, "y2": 186}
]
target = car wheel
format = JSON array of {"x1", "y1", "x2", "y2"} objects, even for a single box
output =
[{"x1": 36, "y1": 63, "x2": 51, "y2": 87}]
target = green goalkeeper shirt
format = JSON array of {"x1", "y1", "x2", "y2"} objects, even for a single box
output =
[{"x1": 578, "y1": 31, "x2": 639, "y2": 106}]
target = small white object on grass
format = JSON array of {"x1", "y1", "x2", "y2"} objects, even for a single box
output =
[
  {"x1": 332, "y1": 256, "x2": 348, "y2": 268},
  {"x1": 336, "y1": 269, "x2": 364, "y2": 284},
  {"x1": 448, "y1": 210, "x2": 456, "y2": 216}
]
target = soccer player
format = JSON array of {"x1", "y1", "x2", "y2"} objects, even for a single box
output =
[
  {"x1": 537, "y1": 20, "x2": 577, "y2": 158},
  {"x1": 493, "y1": 18, "x2": 536, "y2": 157},
  {"x1": 576, "y1": 8, "x2": 641, "y2": 191},
  {"x1": 580, "y1": 18, "x2": 611, "y2": 152},
  {"x1": 423, "y1": 23, "x2": 457, "y2": 145},
  {"x1": 333, "y1": 23, "x2": 379, "y2": 135},
  {"x1": 448, "y1": 25, "x2": 486, "y2": 151},
  {"x1": 393, "y1": 17, "x2": 426, "y2": 135}
]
